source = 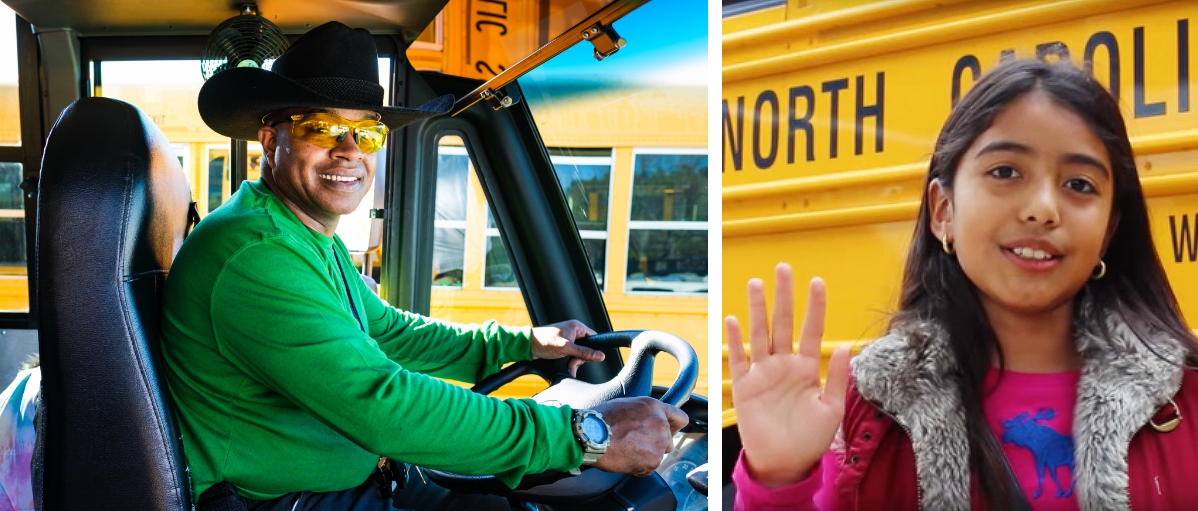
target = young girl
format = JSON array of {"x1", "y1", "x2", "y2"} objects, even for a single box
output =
[{"x1": 726, "y1": 58, "x2": 1198, "y2": 511}]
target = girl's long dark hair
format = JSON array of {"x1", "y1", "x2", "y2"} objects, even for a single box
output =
[{"x1": 889, "y1": 58, "x2": 1198, "y2": 508}]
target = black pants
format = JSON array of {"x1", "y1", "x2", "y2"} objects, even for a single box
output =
[{"x1": 252, "y1": 472, "x2": 510, "y2": 511}]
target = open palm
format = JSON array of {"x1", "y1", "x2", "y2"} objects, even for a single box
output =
[{"x1": 726, "y1": 264, "x2": 851, "y2": 488}]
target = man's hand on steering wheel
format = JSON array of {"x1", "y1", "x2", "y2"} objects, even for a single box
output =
[
  {"x1": 590, "y1": 397, "x2": 688, "y2": 476},
  {"x1": 531, "y1": 323, "x2": 688, "y2": 476},
  {"x1": 531, "y1": 320, "x2": 605, "y2": 377}
]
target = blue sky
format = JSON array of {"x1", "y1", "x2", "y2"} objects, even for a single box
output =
[{"x1": 527, "y1": 0, "x2": 708, "y2": 86}]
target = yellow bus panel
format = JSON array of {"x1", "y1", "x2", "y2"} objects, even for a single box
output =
[{"x1": 723, "y1": 0, "x2": 1197, "y2": 426}]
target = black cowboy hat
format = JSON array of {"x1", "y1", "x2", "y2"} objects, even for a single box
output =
[{"x1": 198, "y1": 21, "x2": 453, "y2": 141}]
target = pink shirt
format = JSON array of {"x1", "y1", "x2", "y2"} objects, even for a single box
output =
[
  {"x1": 983, "y1": 368, "x2": 1079, "y2": 511},
  {"x1": 733, "y1": 367, "x2": 1081, "y2": 510}
]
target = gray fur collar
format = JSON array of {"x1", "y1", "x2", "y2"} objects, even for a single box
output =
[{"x1": 851, "y1": 305, "x2": 1187, "y2": 511}]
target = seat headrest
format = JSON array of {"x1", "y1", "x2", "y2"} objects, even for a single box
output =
[{"x1": 39, "y1": 97, "x2": 194, "y2": 273}]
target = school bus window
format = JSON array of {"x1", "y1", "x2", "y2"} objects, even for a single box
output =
[
  {"x1": 171, "y1": 143, "x2": 189, "y2": 171},
  {"x1": 206, "y1": 145, "x2": 229, "y2": 213},
  {"x1": 551, "y1": 148, "x2": 612, "y2": 290},
  {"x1": 0, "y1": 163, "x2": 25, "y2": 309},
  {"x1": 483, "y1": 233, "x2": 516, "y2": 289},
  {"x1": 0, "y1": 5, "x2": 19, "y2": 147},
  {"x1": 553, "y1": 148, "x2": 613, "y2": 232},
  {"x1": 626, "y1": 151, "x2": 708, "y2": 294},
  {"x1": 0, "y1": 7, "x2": 24, "y2": 313},
  {"x1": 483, "y1": 211, "x2": 522, "y2": 289},
  {"x1": 433, "y1": 137, "x2": 469, "y2": 288},
  {"x1": 483, "y1": 149, "x2": 613, "y2": 290},
  {"x1": 246, "y1": 145, "x2": 263, "y2": 182}
]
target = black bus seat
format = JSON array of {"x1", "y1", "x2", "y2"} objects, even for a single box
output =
[{"x1": 34, "y1": 97, "x2": 195, "y2": 510}]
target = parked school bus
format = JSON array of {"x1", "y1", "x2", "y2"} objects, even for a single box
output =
[{"x1": 722, "y1": 0, "x2": 1195, "y2": 482}]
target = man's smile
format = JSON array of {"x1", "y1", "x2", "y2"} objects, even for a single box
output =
[{"x1": 318, "y1": 174, "x2": 360, "y2": 182}]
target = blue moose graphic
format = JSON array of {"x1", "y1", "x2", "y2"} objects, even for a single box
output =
[{"x1": 1001, "y1": 408, "x2": 1075, "y2": 499}]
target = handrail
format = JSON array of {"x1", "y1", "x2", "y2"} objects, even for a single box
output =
[{"x1": 722, "y1": 0, "x2": 1172, "y2": 83}]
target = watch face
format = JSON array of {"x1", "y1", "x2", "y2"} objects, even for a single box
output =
[{"x1": 582, "y1": 415, "x2": 608, "y2": 444}]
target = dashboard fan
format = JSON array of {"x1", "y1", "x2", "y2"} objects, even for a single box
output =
[{"x1": 200, "y1": 6, "x2": 289, "y2": 81}]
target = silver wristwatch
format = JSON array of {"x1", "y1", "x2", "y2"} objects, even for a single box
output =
[{"x1": 569, "y1": 409, "x2": 610, "y2": 475}]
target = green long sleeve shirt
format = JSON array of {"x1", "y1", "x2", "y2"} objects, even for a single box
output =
[{"x1": 160, "y1": 180, "x2": 582, "y2": 502}]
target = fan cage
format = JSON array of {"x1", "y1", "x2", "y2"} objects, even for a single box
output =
[{"x1": 200, "y1": 14, "x2": 289, "y2": 80}]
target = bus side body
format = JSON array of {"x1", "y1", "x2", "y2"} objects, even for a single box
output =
[{"x1": 722, "y1": 0, "x2": 1197, "y2": 428}]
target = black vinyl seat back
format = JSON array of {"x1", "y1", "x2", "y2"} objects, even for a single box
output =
[{"x1": 34, "y1": 97, "x2": 195, "y2": 510}]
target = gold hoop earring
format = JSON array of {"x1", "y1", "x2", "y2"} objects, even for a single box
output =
[
  {"x1": 1092, "y1": 260, "x2": 1106, "y2": 280},
  {"x1": 941, "y1": 234, "x2": 954, "y2": 255}
]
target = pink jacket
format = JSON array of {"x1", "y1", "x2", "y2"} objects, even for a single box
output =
[{"x1": 735, "y1": 312, "x2": 1198, "y2": 511}]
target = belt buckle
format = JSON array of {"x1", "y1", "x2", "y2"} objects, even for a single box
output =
[{"x1": 374, "y1": 457, "x2": 394, "y2": 498}]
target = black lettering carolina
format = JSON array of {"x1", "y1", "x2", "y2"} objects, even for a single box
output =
[
  {"x1": 1170, "y1": 215, "x2": 1198, "y2": 262},
  {"x1": 1134, "y1": 26, "x2": 1166, "y2": 117},
  {"x1": 1084, "y1": 31, "x2": 1121, "y2": 101},
  {"x1": 951, "y1": 55, "x2": 981, "y2": 107}
]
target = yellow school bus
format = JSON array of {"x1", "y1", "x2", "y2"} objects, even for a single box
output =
[{"x1": 722, "y1": 0, "x2": 1196, "y2": 436}]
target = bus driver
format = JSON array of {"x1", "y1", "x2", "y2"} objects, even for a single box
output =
[{"x1": 160, "y1": 21, "x2": 688, "y2": 511}]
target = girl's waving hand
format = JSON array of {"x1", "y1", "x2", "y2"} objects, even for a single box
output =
[{"x1": 726, "y1": 263, "x2": 851, "y2": 488}]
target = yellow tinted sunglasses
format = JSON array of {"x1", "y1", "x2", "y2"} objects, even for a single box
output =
[{"x1": 271, "y1": 112, "x2": 390, "y2": 154}]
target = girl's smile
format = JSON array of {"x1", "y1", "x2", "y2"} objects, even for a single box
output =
[{"x1": 1001, "y1": 239, "x2": 1063, "y2": 271}]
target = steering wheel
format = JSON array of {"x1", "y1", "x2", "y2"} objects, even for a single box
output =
[{"x1": 424, "y1": 330, "x2": 698, "y2": 505}]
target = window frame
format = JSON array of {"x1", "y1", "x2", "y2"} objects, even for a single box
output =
[{"x1": 623, "y1": 147, "x2": 709, "y2": 297}]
